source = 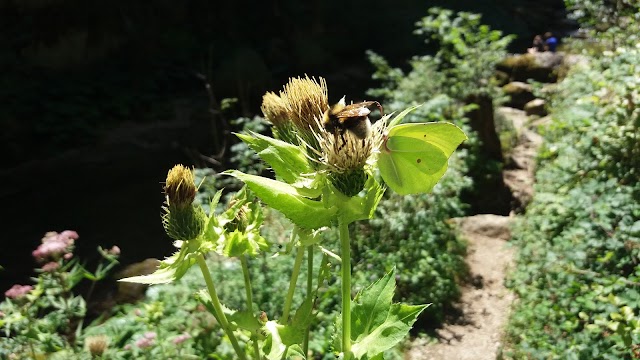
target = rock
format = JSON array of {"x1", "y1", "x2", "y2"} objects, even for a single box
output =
[
  {"x1": 497, "y1": 52, "x2": 564, "y2": 83},
  {"x1": 530, "y1": 115, "x2": 552, "y2": 128},
  {"x1": 495, "y1": 107, "x2": 528, "y2": 136},
  {"x1": 508, "y1": 130, "x2": 543, "y2": 171},
  {"x1": 494, "y1": 70, "x2": 510, "y2": 87},
  {"x1": 453, "y1": 215, "x2": 513, "y2": 241},
  {"x1": 114, "y1": 258, "x2": 161, "y2": 303},
  {"x1": 524, "y1": 98, "x2": 547, "y2": 116},
  {"x1": 502, "y1": 82, "x2": 535, "y2": 109}
]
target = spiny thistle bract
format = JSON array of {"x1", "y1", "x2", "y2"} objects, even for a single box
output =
[{"x1": 162, "y1": 165, "x2": 205, "y2": 241}]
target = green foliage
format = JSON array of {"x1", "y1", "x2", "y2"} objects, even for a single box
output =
[
  {"x1": 353, "y1": 158, "x2": 470, "y2": 324},
  {"x1": 564, "y1": 0, "x2": 640, "y2": 49},
  {"x1": 369, "y1": 7, "x2": 514, "y2": 106},
  {"x1": 0, "y1": 233, "x2": 120, "y2": 358},
  {"x1": 505, "y1": 44, "x2": 640, "y2": 359}
]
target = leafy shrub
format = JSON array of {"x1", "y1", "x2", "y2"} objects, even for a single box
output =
[
  {"x1": 505, "y1": 44, "x2": 640, "y2": 359},
  {"x1": 0, "y1": 231, "x2": 120, "y2": 359}
]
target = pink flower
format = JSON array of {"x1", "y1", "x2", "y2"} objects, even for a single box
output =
[
  {"x1": 63, "y1": 253, "x2": 73, "y2": 260},
  {"x1": 135, "y1": 333, "x2": 157, "y2": 349},
  {"x1": 109, "y1": 246, "x2": 121, "y2": 256},
  {"x1": 5, "y1": 285, "x2": 33, "y2": 299},
  {"x1": 59, "y1": 230, "x2": 79, "y2": 240},
  {"x1": 41, "y1": 262, "x2": 60, "y2": 272},
  {"x1": 172, "y1": 333, "x2": 191, "y2": 345},
  {"x1": 32, "y1": 231, "x2": 78, "y2": 262}
]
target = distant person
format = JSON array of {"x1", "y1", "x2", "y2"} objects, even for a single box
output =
[
  {"x1": 544, "y1": 32, "x2": 558, "y2": 52},
  {"x1": 528, "y1": 35, "x2": 545, "y2": 53}
]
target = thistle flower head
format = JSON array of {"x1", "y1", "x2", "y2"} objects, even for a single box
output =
[
  {"x1": 85, "y1": 335, "x2": 109, "y2": 357},
  {"x1": 261, "y1": 91, "x2": 289, "y2": 128},
  {"x1": 164, "y1": 165, "x2": 197, "y2": 209},
  {"x1": 261, "y1": 91, "x2": 298, "y2": 144},
  {"x1": 315, "y1": 113, "x2": 388, "y2": 196},
  {"x1": 280, "y1": 75, "x2": 329, "y2": 137}
]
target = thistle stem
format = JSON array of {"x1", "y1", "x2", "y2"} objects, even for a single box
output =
[
  {"x1": 240, "y1": 255, "x2": 261, "y2": 360},
  {"x1": 196, "y1": 254, "x2": 246, "y2": 360},
  {"x1": 339, "y1": 217, "x2": 352, "y2": 359},
  {"x1": 303, "y1": 245, "x2": 314, "y2": 355},
  {"x1": 281, "y1": 244, "x2": 305, "y2": 323}
]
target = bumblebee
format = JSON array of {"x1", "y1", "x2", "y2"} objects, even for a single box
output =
[{"x1": 322, "y1": 97, "x2": 383, "y2": 139}]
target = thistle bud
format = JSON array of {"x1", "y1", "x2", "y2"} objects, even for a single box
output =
[
  {"x1": 162, "y1": 204, "x2": 205, "y2": 241},
  {"x1": 162, "y1": 165, "x2": 205, "y2": 241},
  {"x1": 224, "y1": 200, "x2": 250, "y2": 233},
  {"x1": 164, "y1": 165, "x2": 197, "y2": 209}
]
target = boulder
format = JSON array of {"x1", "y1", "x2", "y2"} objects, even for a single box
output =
[
  {"x1": 495, "y1": 107, "x2": 528, "y2": 136},
  {"x1": 497, "y1": 52, "x2": 564, "y2": 83},
  {"x1": 502, "y1": 82, "x2": 535, "y2": 109},
  {"x1": 114, "y1": 258, "x2": 161, "y2": 303},
  {"x1": 524, "y1": 98, "x2": 547, "y2": 116}
]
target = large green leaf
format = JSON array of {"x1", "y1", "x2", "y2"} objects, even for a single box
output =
[
  {"x1": 344, "y1": 269, "x2": 429, "y2": 359},
  {"x1": 236, "y1": 132, "x2": 310, "y2": 184},
  {"x1": 226, "y1": 171, "x2": 337, "y2": 229}
]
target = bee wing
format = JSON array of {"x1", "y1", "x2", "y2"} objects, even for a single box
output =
[{"x1": 333, "y1": 102, "x2": 374, "y2": 118}]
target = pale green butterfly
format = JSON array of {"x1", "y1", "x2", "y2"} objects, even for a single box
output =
[{"x1": 377, "y1": 106, "x2": 467, "y2": 195}]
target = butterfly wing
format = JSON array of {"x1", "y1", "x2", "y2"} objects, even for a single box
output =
[{"x1": 378, "y1": 122, "x2": 467, "y2": 195}]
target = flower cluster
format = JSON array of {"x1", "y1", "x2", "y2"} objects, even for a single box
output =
[
  {"x1": 4, "y1": 284, "x2": 33, "y2": 299},
  {"x1": 32, "y1": 230, "x2": 78, "y2": 263},
  {"x1": 172, "y1": 333, "x2": 191, "y2": 345},
  {"x1": 135, "y1": 332, "x2": 157, "y2": 349}
]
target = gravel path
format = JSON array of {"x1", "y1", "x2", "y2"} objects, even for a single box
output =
[{"x1": 405, "y1": 214, "x2": 516, "y2": 360}]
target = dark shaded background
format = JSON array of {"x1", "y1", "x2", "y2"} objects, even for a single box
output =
[{"x1": 0, "y1": 0, "x2": 569, "y2": 294}]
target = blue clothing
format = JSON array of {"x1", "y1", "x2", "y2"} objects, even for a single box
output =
[{"x1": 545, "y1": 37, "x2": 558, "y2": 52}]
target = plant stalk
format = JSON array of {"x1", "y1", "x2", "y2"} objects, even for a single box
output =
[
  {"x1": 281, "y1": 243, "x2": 305, "y2": 323},
  {"x1": 196, "y1": 254, "x2": 246, "y2": 360},
  {"x1": 241, "y1": 255, "x2": 261, "y2": 360},
  {"x1": 339, "y1": 217, "x2": 352, "y2": 359},
  {"x1": 303, "y1": 245, "x2": 314, "y2": 355}
]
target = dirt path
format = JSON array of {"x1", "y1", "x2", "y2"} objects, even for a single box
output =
[{"x1": 405, "y1": 214, "x2": 516, "y2": 360}]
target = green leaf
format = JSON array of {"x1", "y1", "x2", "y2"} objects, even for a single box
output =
[
  {"x1": 338, "y1": 176, "x2": 386, "y2": 224},
  {"x1": 236, "y1": 131, "x2": 310, "y2": 183},
  {"x1": 229, "y1": 310, "x2": 262, "y2": 333},
  {"x1": 226, "y1": 170, "x2": 337, "y2": 229},
  {"x1": 347, "y1": 268, "x2": 429, "y2": 359},
  {"x1": 262, "y1": 297, "x2": 314, "y2": 359},
  {"x1": 118, "y1": 241, "x2": 200, "y2": 284},
  {"x1": 222, "y1": 230, "x2": 269, "y2": 257},
  {"x1": 378, "y1": 122, "x2": 467, "y2": 195},
  {"x1": 262, "y1": 320, "x2": 307, "y2": 360}
]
